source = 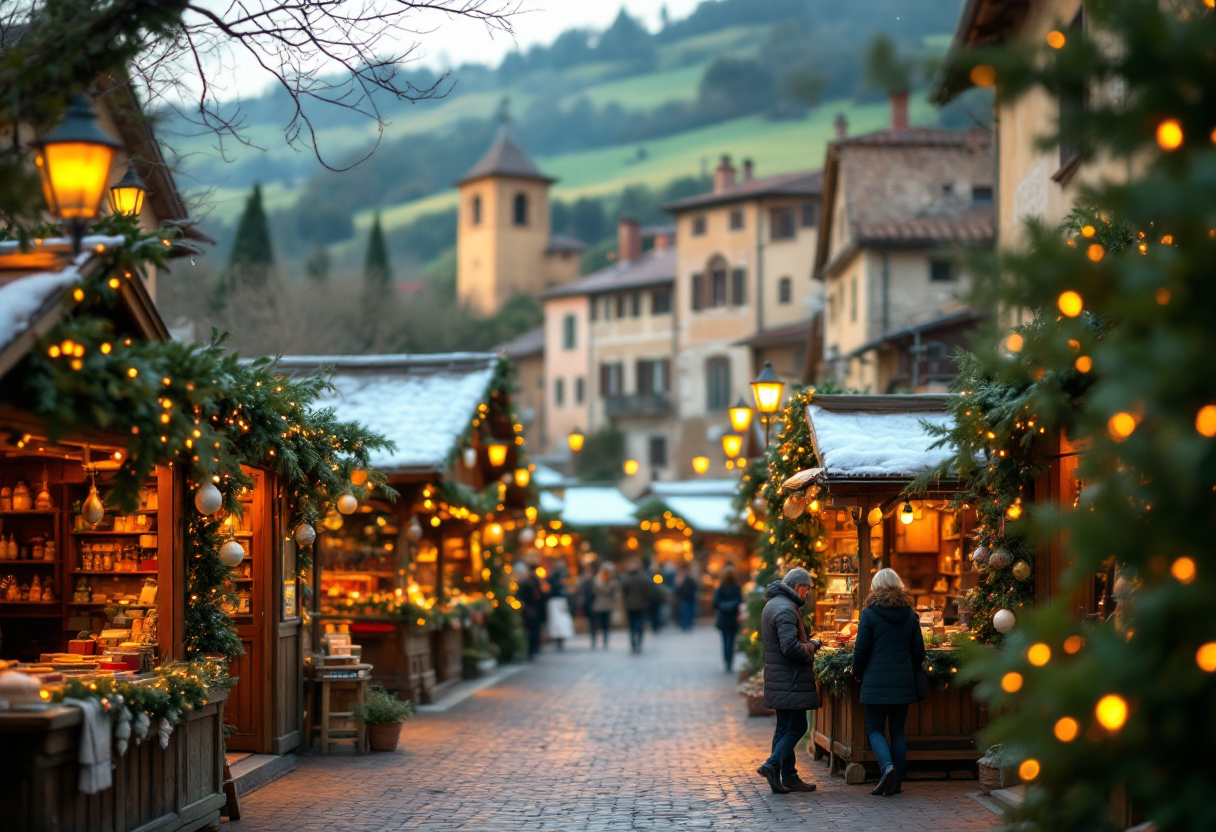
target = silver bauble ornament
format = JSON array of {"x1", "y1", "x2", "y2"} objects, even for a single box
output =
[
  {"x1": 219, "y1": 538, "x2": 245, "y2": 567},
  {"x1": 82, "y1": 484, "x2": 106, "y2": 527},
  {"x1": 1012, "y1": 560, "x2": 1032, "y2": 581},
  {"x1": 518, "y1": 526, "x2": 537, "y2": 545},
  {"x1": 293, "y1": 523, "x2": 317, "y2": 547},
  {"x1": 194, "y1": 481, "x2": 223, "y2": 516},
  {"x1": 337, "y1": 494, "x2": 358, "y2": 515},
  {"x1": 971, "y1": 546, "x2": 991, "y2": 566},
  {"x1": 751, "y1": 496, "x2": 766, "y2": 515},
  {"x1": 406, "y1": 516, "x2": 423, "y2": 542},
  {"x1": 992, "y1": 608, "x2": 1016, "y2": 633},
  {"x1": 989, "y1": 548, "x2": 1012, "y2": 570},
  {"x1": 462, "y1": 447, "x2": 478, "y2": 469},
  {"x1": 783, "y1": 493, "x2": 806, "y2": 519}
]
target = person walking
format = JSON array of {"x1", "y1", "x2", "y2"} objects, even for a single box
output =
[
  {"x1": 648, "y1": 563, "x2": 668, "y2": 634},
  {"x1": 675, "y1": 568, "x2": 699, "y2": 631},
  {"x1": 712, "y1": 568, "x2": 743, "y2": 672},
  {"x1": 517, "y1": 565, "x2": 547, "y2": 660},
  {"x1": 577, "y1": 563, "x2": 597, "y2": 645},
  {"x1": 621, "y1": 559, "x2": 655, "y2": 654},
  {"x1": 545, "y1": 564, "x2": 575, "y2": 650},
  {"x1": 588, "y1": 564, "x2": 619, "y2": 649},
  {"x1": 851, "y1": 568, "x2": 926, "y2": 797},
  {"x1": 756, "y1": 568, "x2": 822, "y2": 795}
]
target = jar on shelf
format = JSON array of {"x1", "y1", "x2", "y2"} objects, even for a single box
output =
[
  {"x1": 101, "y1": 548, "x2": 114, "y2": 572},
  {"x1": 44, "y1": 541, "x2": 55, "y2": 562},
  {"x1": 30, "y1": 538, "x2": 44, "y2": 561},
  {"x1": 12, "y1": 482, "x2": 31, "y2": 511},
  {"x1": 0, "y1": 486, "x2": 11, "y2": 512}
]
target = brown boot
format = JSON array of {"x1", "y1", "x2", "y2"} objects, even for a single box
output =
[{"x1": 784, "y1": 775, "x2": 817, "y2": 792}]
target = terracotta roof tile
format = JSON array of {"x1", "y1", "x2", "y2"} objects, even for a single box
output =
[
  {"x1": 541, "y1": 248, "x2": 675, "y2": 299},
  {"x1": 664, "y1": 170, "x2": 822, "y2": 213}
]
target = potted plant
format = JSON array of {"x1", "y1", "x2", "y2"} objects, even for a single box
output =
[
  {"x1": 977, "y1": 744, "x2": 1020, "y2": 794},
  {"x1": 354, "y1": 687, "x2": 414, "y2": 752}
]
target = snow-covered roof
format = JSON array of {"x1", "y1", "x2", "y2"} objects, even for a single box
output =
[
  {"x1": 559, "y1": 486, "x2": 638, "y2": 527},
  {"x1": 649, "y1": 479, "x2": 739, "y2": 497},
  {"x1": 531, "y1": 463, "x2": 570, "y2": 488},
  {"x1": 272, "y1": 353, "x2": 500, "y2": 475},
  {"x1": 539, "y1": 490, "x2": 565, "y2": 515},
  {"x1": 664, "y1": 495, "x2": 740, "y2": 533},
  {"x1": 806, "y1": 395, "x2": 955, "y2": 480}
]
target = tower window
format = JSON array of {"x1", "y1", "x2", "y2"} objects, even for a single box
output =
[
  {"x1": 470, "y1": 194, "x2": 482, "y2": 226},
  {"x1": 513, "y1": 193, "x2": 529, "y2": 226},
  {"x1": 562, "y1": 314, "x2": 577, "y2": 350},
  {"x1": 706, "y1": 357, "x2": 731, "y2": 411}
]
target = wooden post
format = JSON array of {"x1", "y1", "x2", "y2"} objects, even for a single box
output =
[{"x1": 857, "y1": 506, "x2": 872, "y2": 603}]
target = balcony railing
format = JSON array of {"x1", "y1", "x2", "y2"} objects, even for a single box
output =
[{"x1": 604, "y1": 393, "x2": 671, "y2": 418}]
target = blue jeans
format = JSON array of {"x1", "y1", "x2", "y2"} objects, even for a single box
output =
[
  {"x1": 590, "y1": 611, "x2": 611, "y2": 647},
  {"x1": 678, "y1": 598, "x2": 697, "y2": 630},
  {"x1": 865, "y1": 703, "x2": 909, "y2": 779},
  {"x1": 719, "y1": 624, "x2": 739, "y2": 670},
  {"x1": 627, "y1": 610, "x2": 647, "y2": 651},
  {"x1": 764, "y1": 709, "x2": 807, "y2": 781}
]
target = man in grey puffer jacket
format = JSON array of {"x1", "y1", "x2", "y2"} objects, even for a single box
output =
[{"x1": 756, "y1": 568, "x2": 822, "y2": 794}]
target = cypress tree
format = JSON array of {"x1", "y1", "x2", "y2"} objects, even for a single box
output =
[
  {"x1": 227, "y1": 183, "x2": 275, "y2": 288},
  {"x1": 305, "y1": 246, "x2": 330, "y2": 283},
  {"x1": 363, "y1": 212, "x2": 392, "y2": 293}
]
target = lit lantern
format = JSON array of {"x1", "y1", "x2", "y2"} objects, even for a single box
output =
[
  {"x1": 899, "y1": 501, "x2": 915, "y2": 525},
  {"x1": 721, "y1": 433, "x2": 743, "y2": 459},
  {"x1": 485, "y1": 523, "x2": 504, "y2": 545},
  {"x1": 867, "y1": 505, "x2": 884, "y2": 526},
  {"x1": 513, "y1": 468, "x2": 531, "y2": 487},
  {"x1": 30, "y1": 93, "x2": 122, "y2": 252},
  {"x1": 350, "y1": 468, "x2": 368, "y2": 487},
  {"x1": 337, "y1": 493, "x2": 358, "y2": 515},
  {"x1": 487, "y1": 442, "x2": 508, "y2": 468},
  {"x1": 750, "y1": 362, "x2": 784, "y2": 415},
  {"x1": 728, "y1": 398, "x2": 754, "y2": 433},
  {"x1": 568, "y1": 428, "x2": 585, "y2": 453},
  {"x1": 107, "y1": 161, "x2": 147, "y2": 218},
  {"x1": 692, "y1": 456, "x2": 710, "y2": 475},
  {"x1": 623, "y1": 459, "x2": 639, "y2": 476}
]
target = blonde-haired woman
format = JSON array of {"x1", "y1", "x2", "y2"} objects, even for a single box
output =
[{"x1": 851, "y1": 568, "x2": 925, "y2": 797}]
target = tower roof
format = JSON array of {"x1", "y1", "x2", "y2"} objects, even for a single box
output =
[{"x1": 457, "y1": 118, "x2": 556, "y2": 186}]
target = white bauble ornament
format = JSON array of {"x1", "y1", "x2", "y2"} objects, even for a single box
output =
[
  {"x1": 783, "y1": 493, "x2": 806, "y2": 519},
  {"x1": 337, "y1": 494, "x2": 358, "y2": 515},
  {"x1": 406, "y1": 516, "x2": 423, "y2": 542},
  {"x1": 219, "y1": 538, "x2": 245, "y2": 567},
  {"x1": 993, "y1": 608, "x2": 1016, "y2": 633},
  {"x1": 462, "y1": 447, "x2": 478, "y2": 469},
  {"x1": 1012, "y1": 560, "x2": 1032, "y2": 581},
  {"x1": 194, "y1": 481, "x2": 223, "y2": 515},
  {"x1": 82, "y1": 483, "x2": 106, "y2": 527},
  {"x1": 293, "y1": 523, "x2": 317, "y2": 547},
  {"x1": 518, "y1": 526, "x2": 537, "y2": 546}
]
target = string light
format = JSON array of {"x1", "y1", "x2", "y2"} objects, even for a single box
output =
[
  {"x1": 1046, "y1": 29, "x2": 1066, "y2": 48},
  {"x1": 1156, "y1": 119, "x2": 1184, "y2": 151},
  {"x1": 1058, "y1": 291, "x2": 1083, "y2": 317},
  {"x1": 1095, "y1": 694, "x2": 1128, "y2": 730},
  {"x1": 1054, "y1": 717, "x2": 1079, "y2": 742}
]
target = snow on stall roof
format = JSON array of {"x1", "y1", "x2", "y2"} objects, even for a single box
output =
[
  {"x1": 664, "y1": 495, "x2": 739, "y2": 533},
  {"x1": 806, "y1": 404, "x2": 954, "y2": 479},
  {"x1": 272, "y1": 353, "x2": 499, "y2": 474},
  {"x1": 559, "y1": 486, "x2": 638, "y2": 527},
  {"x1": 531, "y1": 463, "x2": 569, "y2": 488},
  {"x1": 539, "y1": 490, "x2": 565, "y2": 515},
  {"x1": 649, "y1": 479, "x2": 738, "y2": 497}
]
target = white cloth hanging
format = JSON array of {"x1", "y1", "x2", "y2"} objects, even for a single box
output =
[{"x1": 64, "y1": 697, "x2": 113, "y2": 794}]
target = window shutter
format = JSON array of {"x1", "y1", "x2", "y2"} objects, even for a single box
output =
[
  {"x1": 637, "y1": 360, "x2": 653, "y2": 395},
  {"x1": 691, "y1": 274, "x2": 703, "y2": 311},
  {"x1": 659, "y1": 359, "x2": 671, "y2": 392},
  {"x1": 731, "y1": 268, "x2": 746, "y2": 305},
  {"x1": 600, "y1": 364, "x2": 611, "y2": 398}
]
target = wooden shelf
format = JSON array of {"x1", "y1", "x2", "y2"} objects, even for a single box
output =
[
  {"x1": 0, "y1": 560, "x2": 60, "y2": 566},
  {"x1": 71, "y1": 530, "x2": 155, "y2": 537},
  {"x1": 0, "y1": 509, "x2": 62, "y2": 516},
  {"x1": 71, "y1": 570, "x2": 158, "y2": 576},
  {"x1": 0, "y1": 600, "x2": 59, "y2": 605}
]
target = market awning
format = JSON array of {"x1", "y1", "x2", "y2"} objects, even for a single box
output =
[
  {"x1": 805, "y1": 394, "x2": 955, "y2": 482},
  {"x1": 273, "y1": 353, "x2": 500, "y2": 475},
  {"x1": 559, "y1": 486, "x2": 638, "y2": 527},
  {"x1": 645, "y1": 479, "x2": 742, "y2": 533}
]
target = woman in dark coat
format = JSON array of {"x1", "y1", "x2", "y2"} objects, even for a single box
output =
[
  {"x1": 517, "y1": 565, "x2": 548, "y2": 660},
  {"x1": 851, "y1": 568, "x2": 926, "y2": 796},
  {"x1": 711, "y1": 568, "x2": 743, "y2": 672}
]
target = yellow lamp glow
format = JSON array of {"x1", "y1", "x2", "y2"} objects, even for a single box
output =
[
  {"x1": 108, "y1": 161, "x2": 147, "y2": 218},
  {"x1": 692, "y1": 456, "x2": 710, "y2": 475},
  {"x1": 623, "y1": 459, "x2": 639, "y2": 476},
  {"x1": 350, "y1": 468, "x2": 368, "y2": 487},
  {"x1": 899, "y1": 501, "x2": 915, "y2": 525},
  {"x1": 1095, "y1": 694, "x2": 1128, "y2": 731},
  {"x1": 485, "y1": 523, "x2": 504, "y2": 545},
  {"x1": 568, "y1": 428, "x2": 585, "y2": 453},
  {"x1": 487, "y1": 442, "x2": 509, "y2": 468},
  {"x1": 750, "y1": 362, "x2": 784, "y2": 415},
  {"x1": 721, "y1": 433, "x2": 743, "y2": 459},
  {"x1": 513, "y1": 468, "x2": 531, "y2": 487},
  {"x1": 728, "y1": 398, "x2": 754, "y2": 433},
  {"x1": 866, "y1": 506, "x2": 884, "y2": 526}
]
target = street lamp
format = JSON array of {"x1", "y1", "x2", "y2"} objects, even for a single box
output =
[
  {"x1": 750, "y1": 362, "x2": 785, "y2": 444},
  {"x1": 728, "y1": 398, "x2": 754, "y2": 434},
  {"x1": 721, "y1": 433, "x2": 743, "y2": 459},
  {"x1": 513, "y1": 468, "x2": 531, "y2": 487},
  {"x1": 692, "y1": 456, "x2": 710, "y2": 475},
  {"x1": 567, "y1": 428, "x2": 585, "y2": 453},
  {"x1": 30, "y1": 93, "x2": 122, "y2": 254},
  {"x1": 623, "y1": 459, "x2": 639, "y2": 476},
  {"x1": 108, "y1": 161, "x2": 147, "y2": 218}
]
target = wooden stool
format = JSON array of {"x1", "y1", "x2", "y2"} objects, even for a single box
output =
[{"x1": 305, "y1": 663, "x2": 372, "y2": 754}]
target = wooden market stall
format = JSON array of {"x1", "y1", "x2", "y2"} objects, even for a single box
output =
[
  {"x1": 0, "y1": 239, "x2": 227, "y2": 831},
  {"x1": 796, "y1": 395, "x2": 987, "y2": 778},
  {"x1": 275, "y1": 354, "x2": 529, "y2": 705}
]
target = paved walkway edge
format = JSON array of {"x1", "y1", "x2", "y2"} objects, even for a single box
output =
[
  {"x1": 415, "y1": 664, "x2": 525, "y2": 713},
  {"x1": 232, "y1": 753, "x2": 298, "y2": 796}
]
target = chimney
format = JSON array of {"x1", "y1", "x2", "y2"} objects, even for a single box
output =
[
  {"x1": 889, "y1": 91, "x2": 909, "y2": 133},
  {"x1": 742, "y1": 158, "x2": 754, "y2": 182},
  {"x1": 618, "y1": 217, "x2": 642, "y2": 263},
  {"x1": 714, "y1": 155, "x2": 736, "y2": 193},
  {"x1": 834, "y1": 112, "x2": 848, "y2": 140},
  {"x1": 652, "y1": 231, "x2": 673, "y2": 253}
]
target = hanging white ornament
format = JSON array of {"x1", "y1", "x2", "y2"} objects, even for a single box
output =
[
  {"x1": 992, "y1": 608, "x2": 1016, "y2": 633},
  {"x1": 194, "y1": 481, "x2": 223, "y2": 515},
  {"x1": 337, "y1": 493, "x2": 358, "y2": 515},
  {"x1": 133, "y1": 711, "x2": 151, "y2": 743},
  {"x1": 462, "y1": 447, "x2": 478, "y2": 469},
  {"x1": 82, "y1": 483, "x2": 106, "y2": 527},
  {"x1": 406, "y1": 516, "x2": 423, "y2": 542},
  {"x1": 783, "y1": 493, "x2": 806, "y2": 519},
  {"x1": 219, "y1": 538, "x2": 245, "y2": 567},
  {"x1": 115, "y1": 707, "x2": 133, "y2": 755},
  {"x1": 158, "y1": 718, "x2": 174, "y2": 749},
  {"x1": 518, "y1": 526, "x2": 536, "y2": 546},
  {"x1": 293, "y1": 523, "x2": 317, "y2": 547}
]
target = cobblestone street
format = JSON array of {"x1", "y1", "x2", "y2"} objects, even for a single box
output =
[{"x1": 238, "y1": 627, "x2": 996, "y2": 831}]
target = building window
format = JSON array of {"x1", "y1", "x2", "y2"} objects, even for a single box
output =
[
  {"x1": 600, "y1": 362, "x2": 623, "y2": 398},
  {"x1": 729, "y1": 209, "x2": 745, "y2": 230},
  {"x1": 778, "y1": 276, "x2": 792, "y2": 305},
  {"x1": 711, "y1": 266, "x2": 727, "y2": 307},
  {"x1": 575, "y1": 377, "x2": 585, "y2": 404},
  {"x1": 554, "y1": 377, "x2": 565, "y2": 407},
  {"x1": 631, "y1": 292, "x2": 641, "y2": 317},
  {"x1": 849, "y1": 276, "x2": 858, "y2": 322},
  {"x1": 706, "y1": 357, "x2": 731, "y2": 411},
  {"x1": 771, "y1": 208, "x2": 796, "y2": 240},
  {"x1": 652, "y1": 287, "x2": 672, "y2": 315},
  {"x1": 691, "y1": 274, "x2": 703, "y2": 311},
  {"x1": 692, "y1": 215, "x2": 707, "y2": 236},
  {"x1": 513, "y1": 192, "x2": 528, "y2": 226},
  {"x1": 562, "y1": 314, "x2": 577, "y2": 349},
  {"x1": 731, "y1": 268, "x2": 747, "y2": 306},
  {"x1": 603, "y1": 296, "x2": 613, "y2": 320},
  {"x1": 800, "y1": 201, "x2": 819, "y2": 228},
  {"x1": 616, "y1": 294, "x2": 627, "y2": 318},
  {"x1": 930, "y1": 260, "x2": 955, "y2": 282},
  {"x1": 971, "y1": 186, "x2": 994, "y2": 206},
  {"x1": 648, "y1": 436, "x2": 668, "y2": 468},
  {"x1": 589, "y1": 296, "x2": 597, "y2": 321},
  {"x1": 470, "y1": 194, "x2": 482, "y2": 226},
  {"x1": 636, "y1": 358, "x2": 670, "y2": 394}
]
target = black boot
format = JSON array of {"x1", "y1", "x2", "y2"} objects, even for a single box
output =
[
  {"x1": 872, "y1": 766, "x2": 897, "y2": 796},
  {"x1": 757, "y1": 764, "x2": 790, "y2": 794}
]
